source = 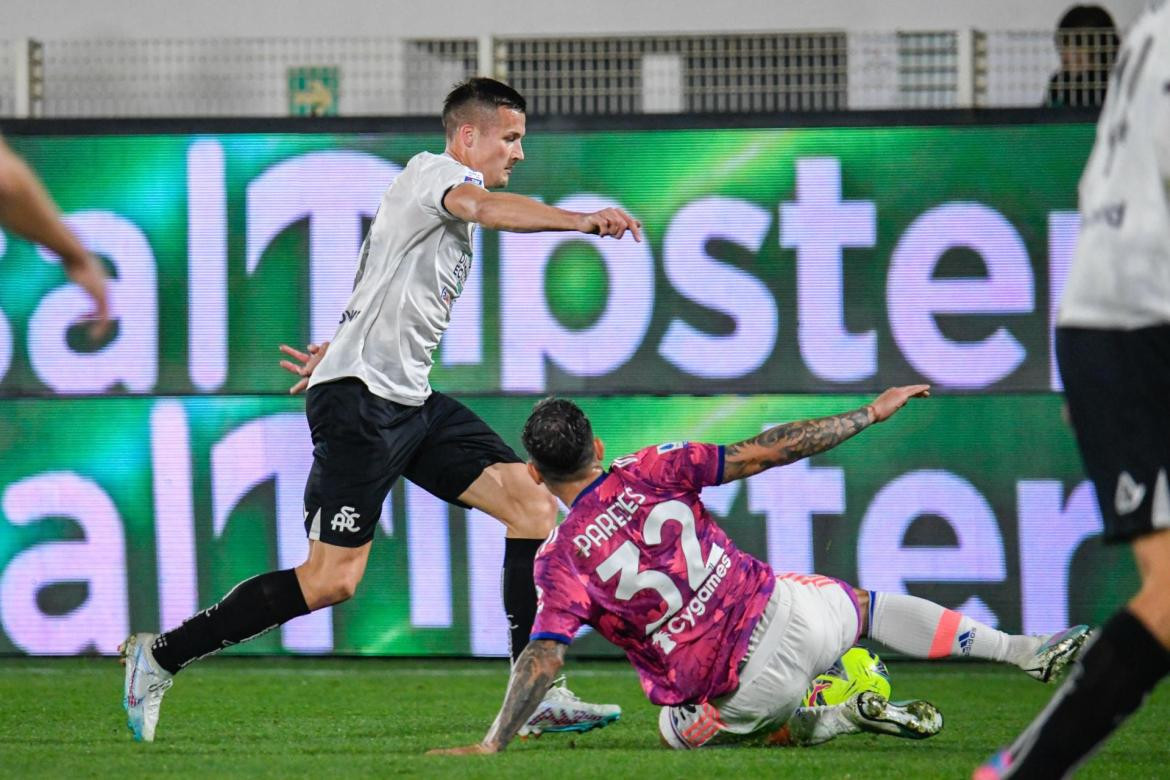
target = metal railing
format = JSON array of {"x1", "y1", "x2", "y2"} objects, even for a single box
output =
[
  {"x1": 496, "y1": 33, "x2": 849, "y2": 115},
  {"x1": 0, "y1": 29, "x2": 1118, "y2": 118}
]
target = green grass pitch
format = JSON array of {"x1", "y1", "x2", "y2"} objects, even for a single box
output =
[{"x1": 3, "y1": 657, "x2": 1168, "y2": 778}]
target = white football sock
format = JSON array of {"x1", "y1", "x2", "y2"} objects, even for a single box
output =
[
  {"x1": 868, "y1": 592, "x2": 1040, "y2": 665},
  {"x1": 782, "y1": 703, "x2": 859, "y2": 746}
]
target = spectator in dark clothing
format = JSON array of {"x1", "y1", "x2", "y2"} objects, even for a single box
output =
[{"x1": 1046, "y1": 5, "x2": 1119, "y2": 107}]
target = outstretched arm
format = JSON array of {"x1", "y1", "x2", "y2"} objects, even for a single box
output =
[
  {"x1": 0, "y1": 138, "x2": 109, "y2": 338},
  {"x1": 428, "y1": 639, "x2": 566, "y2": 755},
  {"x1": 443, "y1": 184, "x2": 642, "y2": 241},
  {"x1": 722, "y1": 384, "x2": 930, "y2": 482}
]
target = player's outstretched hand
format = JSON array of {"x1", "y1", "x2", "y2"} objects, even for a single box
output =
[
  {"x1": 67, "y1": 254, "x2": 111, "y2": 340},
  {"x1": 578, "y1": 207, "x2": 643, "y2": 242},
  {"x1": 867, "y1": 384, "x2": 930, "y2": 423},
  {"x1": 426, "y1": 743, "x2": 498, "y2": 756},
  {"x1": 279, "y1": 341, "x2": 330, "y2": 395}
]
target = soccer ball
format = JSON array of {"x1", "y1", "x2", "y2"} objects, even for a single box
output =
[{"x1": 802, "y1": 646, "x2": 891, "y2": 707}]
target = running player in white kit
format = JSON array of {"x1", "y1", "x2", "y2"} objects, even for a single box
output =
[
  {"x1": 120, "y1": 78, "x2": 638, "y2": 743},
  {"x1": 431, "y1": 391, "x2": 1090, "y2": 755},
  {"x1": 978, "y1": 2, "x2": 1170, "y2": 777}
]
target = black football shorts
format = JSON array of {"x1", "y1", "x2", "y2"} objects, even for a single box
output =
[
  {"x1": 302, "y1": 378, "x2": 522, "y2": 547},
  {"x1": 1056, "y1": 324, "x2": 1170, "y2": 543}
]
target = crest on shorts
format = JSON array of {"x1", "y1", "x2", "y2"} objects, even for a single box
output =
[{"x1": 1115, "y1": 471, "x2": 1146, "y2": 515}]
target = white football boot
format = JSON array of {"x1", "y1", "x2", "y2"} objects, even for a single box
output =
[
  {"x1": 1019, "y1": 624, "x2": 1091, "y2": 682},
  {"x1": 847, "y1": 691, "x2": 943, "y2": 740},
  {"x1": 773, "y1": 692, "x2": 943, "y2": 746},
  {"x1": 519, "y1": 677, "x2": 621, "y2": 737},
  {"x1": 120, "y1": 633, "x2": 173, "y2": 742}
]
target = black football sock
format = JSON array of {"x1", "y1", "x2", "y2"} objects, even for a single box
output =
[
  {"x1": 1004, "y1": 609, "x2": 1170, "y2": 779},
  {"x1": 151, "y1": 568, "x2": 310, "y2": 675},
  {"x1": 502, "y1": 538, "x2": 542, "y2": 664}
]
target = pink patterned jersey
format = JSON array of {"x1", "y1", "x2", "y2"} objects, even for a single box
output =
[{"x1": 531, "y1": 442, "x2": 775, "y2": 706}]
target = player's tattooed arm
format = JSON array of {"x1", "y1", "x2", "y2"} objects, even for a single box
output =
[
  {"x1": 427, "y1": 639, "x2": 566, "y2": 755},
  {"x1": 722, "y1": 408, "x2": 873, "y2": 482},
  {"x1": 721, "y1": 384, "x2": 931, "y2": 483},
  {"x1": 482, "y1": 640, "x2": 565, "y2": 751}
]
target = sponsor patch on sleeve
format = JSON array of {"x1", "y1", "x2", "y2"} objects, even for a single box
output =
[
  {"x1": 656, "y1": 441, "x2": 688, "y2": 453},
  {"x1": 463, "y1": 169, "x2": 484, "y2": 186}
]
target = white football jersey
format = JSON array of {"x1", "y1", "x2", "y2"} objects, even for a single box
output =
[
  {"x1": 1060, "y1": 0, "x2": 1170, "y2": 329},
  {"x1": 309, "y1": 151, "x2": 483, "y2": 404}
]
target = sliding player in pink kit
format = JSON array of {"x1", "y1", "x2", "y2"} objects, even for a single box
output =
[{"x1": 431, "y1": 388, "x2": 1091, "y2": 754}]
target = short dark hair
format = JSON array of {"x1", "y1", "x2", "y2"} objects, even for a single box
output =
[
  {"x1": 442, "y1": 78, "x2": 527, "y2": 136},
  {"x1": 1054, "y1": 5, "x2": 1118, "y2": 61},
  {"x1": 1057, "y1": 4, "x2": 1115, "y2": 30},
  {"x1": 521, "y1": 398, "x2": 595, "y2": 483}
]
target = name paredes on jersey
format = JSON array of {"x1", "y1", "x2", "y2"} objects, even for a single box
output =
[
  {"x1": 649, "y1": 551, "x2": 733, "y2": 655},
  {"x1": 572, "y1": 486, "x2": 647, "y2": 557}
]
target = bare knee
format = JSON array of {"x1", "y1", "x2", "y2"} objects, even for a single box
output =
[
  {"x1": 463, "y1": 463, "x2": 559, "y2": 539},
  {"x1": 323, "y1": 571, "x2": 361, "y2": 605},
  {"x1": 295, "y1": 542, "x2": 370, "y2": 610},
  {"x1": 507, "y1": 489, "x2": 558, "y2": 539},
  {"x1": 296, "y1": 566, "x2": 362, "y2": 609},
  {"x1": 1129, "y1": 532, "x2": 1170, "y2": 648}
]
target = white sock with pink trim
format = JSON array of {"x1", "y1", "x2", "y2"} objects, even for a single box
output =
[{"x1": 868, "y1": 592, "x2": 1040, "y2": 664}]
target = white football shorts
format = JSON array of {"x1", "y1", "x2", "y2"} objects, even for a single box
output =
[{"x1": 659, "y1": 572, "x2": 861, "y2": 748}]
